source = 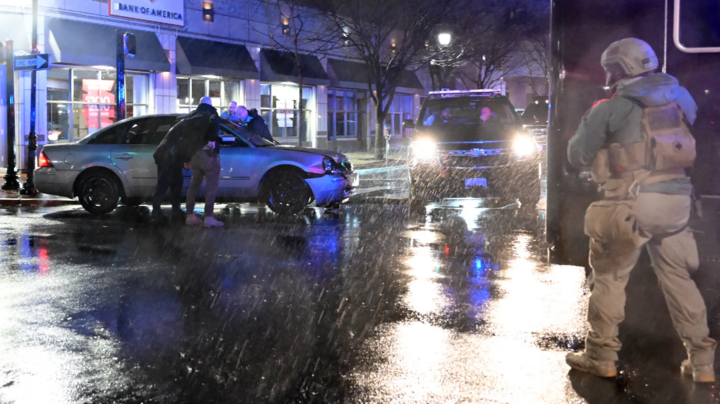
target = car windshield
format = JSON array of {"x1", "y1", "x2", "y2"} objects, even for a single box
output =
[
  {"x1": 222, "y1": 120, "x2": 275, "y2": 147},
  {"x1": 420, "y1": 98, "x2": 518, "y2": 127}
]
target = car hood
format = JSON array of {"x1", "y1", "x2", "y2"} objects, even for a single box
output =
[{"x1": 269, "y1": 146, "x2": 347, "y2": 161}]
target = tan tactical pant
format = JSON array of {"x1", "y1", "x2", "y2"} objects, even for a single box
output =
[
  {"x1": 585, "y1": 193, "x2": 716, "y2": 367},
  {"x1": 186, "y1": 150, "x2": 221, "y2": 218}
]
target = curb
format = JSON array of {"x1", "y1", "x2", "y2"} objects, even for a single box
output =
[
  {"x1": 355, "y1": 165, "x2": 407, "y2": 175},
  {"x1": 348, "y1": 195, "x2": 409, "y2": 205},
  {"x1": 0, "y1": 198, "x2": 79, "y2": 207}
]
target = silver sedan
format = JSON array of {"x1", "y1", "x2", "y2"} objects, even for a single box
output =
[{"x1": 35, "y1": 114, "x2": 359, "y2": 215}]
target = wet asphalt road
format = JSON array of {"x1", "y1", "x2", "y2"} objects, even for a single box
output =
[{"x1": 2, "y1": 187, "x2": 720, "y2": 402}]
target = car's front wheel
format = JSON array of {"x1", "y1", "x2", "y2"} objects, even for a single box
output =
[
  {"x1": 77, "y1": 170, "x2": 121, "y2": 215},
  {"x1": 264, "y1": 169, "x2": 311, "y2": 215}
]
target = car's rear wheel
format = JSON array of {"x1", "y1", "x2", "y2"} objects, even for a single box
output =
[
  {"x1": 264, "y1": 170, "x2": 311, "y2": 215},
  {"x1": 77, "y1": 171, "x2": 121, "y2": 215}
]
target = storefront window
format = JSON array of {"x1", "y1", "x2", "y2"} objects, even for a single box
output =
[
  {"x1": 177, "y1": 77, "x2": 242, "y2": 115},
  {"x1": 46, "y1": 68, "x2": 149, "y2": 143},
  {"x1": 328, "y1": 89, "x2": 358, "y2": 138},
  {"x1": 385, "y1": 94, "x2": 413, "y2": 136},
  {"x1": 260, "y1": 84, "x2": 313, "y2": 138},
  {"x1": 46, "y1": 68, "x2": 71, "y2": 142}
]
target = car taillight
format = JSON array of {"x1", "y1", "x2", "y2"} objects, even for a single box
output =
[{"x1": 38, "y1": 151, "x2": 53, "y2": 168}]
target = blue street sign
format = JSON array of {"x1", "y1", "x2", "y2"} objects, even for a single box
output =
[{"x1": 13, "y1": 53, "x2": 50, "y2": 71}]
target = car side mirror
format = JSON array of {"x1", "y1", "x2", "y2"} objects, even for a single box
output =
[{"x1": 402, "y1": 119, "x2": 415, "y2": 129}]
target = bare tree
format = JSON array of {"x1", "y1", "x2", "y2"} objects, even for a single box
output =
[
  {"x1": 253, "y1": 0, "x2": 339, "y2": 146},
  {"x1": 519, "y1": 3, "x2": 551, "y2": 96},
  {"x1": 458, "y1": 43, "x2": 527, "y2": 90},
  {"x1": 519, "y1": 38, "x2": 550, "y2": 95},
  {"x1": 313, "y1": 0, "x2": 457, "y2": 158},
  {"x1": 448, "y1": 1, "x2": 539, "y2": 90}
]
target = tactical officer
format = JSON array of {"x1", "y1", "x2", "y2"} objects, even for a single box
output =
[{"x1": 565, "y1": 38, "x2": 716, "y2": 382}]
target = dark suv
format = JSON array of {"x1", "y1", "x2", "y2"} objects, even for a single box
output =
[
  {"x1": 405, "y1": 89, "x2": 541, "y2": 204},
  {"x1": 521, "y1": 95, "x2": 549, "y2": 148}
]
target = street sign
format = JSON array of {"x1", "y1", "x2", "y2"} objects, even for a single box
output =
[{"x1": 13, "y1": 54, "x2": 50, "y2": 71}]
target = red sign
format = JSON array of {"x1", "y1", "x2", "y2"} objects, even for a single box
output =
[{"x1": 82, "y1": 79, "x2": 116, "y2": 129}]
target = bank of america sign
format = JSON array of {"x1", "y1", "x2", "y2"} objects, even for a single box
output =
[{"x1": 108, "y1": 0, "x2": 184, "y2": 27}]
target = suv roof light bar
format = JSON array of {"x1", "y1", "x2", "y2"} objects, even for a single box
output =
[{"x1": 427, "y1": 89, "x2": 502, "y2": 95}]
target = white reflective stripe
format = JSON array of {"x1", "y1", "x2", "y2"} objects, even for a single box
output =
[{"x1": 673, "y1": 0, "x2": 720, "y2": 53}]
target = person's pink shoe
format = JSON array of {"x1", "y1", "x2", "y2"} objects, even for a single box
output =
[
  {"x1": 185, "y1": 214, "x2": 202, "y2": 226},
  {"x1": 203, "y1": 216, "x2": 224, "y2": 228}
]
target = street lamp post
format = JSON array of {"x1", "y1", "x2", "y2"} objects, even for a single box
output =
[
  {"x1": 2, "y1": 40, "x2": 19, "y2": 191},
  {"x1": 20, "y1": 0, "x2": 39, "y2": 195}
]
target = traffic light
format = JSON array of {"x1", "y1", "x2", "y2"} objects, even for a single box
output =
[{"x1": 123, "y1": 33, "x2": 136, "y2": 58}]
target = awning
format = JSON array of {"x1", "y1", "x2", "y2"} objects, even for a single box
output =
[
  {"x1": 398, "y1": 69, "x2": 425, "y2": 90},
  {"x1": 260, "y1": 49, "x2": 329, "y2": 86},
  {"x1": 176, "y1": 37, "x2": 258, "y2": 79},
  {"x1": 0, "y1": 13, "x2": 31, "y2": 52},
  {"x1": 46, "y1": 18, "x2": 170, "y2": 72},
  {"x1": 327, "y1": 58, "x2": 425, "y2": 90},
  {"x1": 327, "y1": 59, "x2": 370, "y2": 90}
]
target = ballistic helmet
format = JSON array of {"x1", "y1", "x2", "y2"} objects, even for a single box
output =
[{"x1": 601, "y1": 38, "x2": 658, "y2": 87}]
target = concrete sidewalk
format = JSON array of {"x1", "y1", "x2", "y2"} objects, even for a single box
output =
[{"x1": 344, "y1": 149, "x2": 408, "y2": 171}]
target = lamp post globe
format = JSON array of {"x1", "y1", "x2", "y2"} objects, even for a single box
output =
[{"x1": 438, "y1": 32, "x2": 452, "y2": 46}]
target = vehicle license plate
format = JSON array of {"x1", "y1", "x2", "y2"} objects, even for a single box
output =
[{"x1": 465, "y1": 178, "x2": 487, "y2": 189}]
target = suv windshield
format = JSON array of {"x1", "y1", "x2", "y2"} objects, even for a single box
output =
[
  {"x1": 420, "y1": 98, "x2": 518, "y2": 127},
  {"x1": 522, "y1": 101, "x2": 549, "y2": 124}
]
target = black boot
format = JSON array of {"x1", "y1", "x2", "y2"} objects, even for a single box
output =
[
  {"x1": 150, "y1": 210, "x2": 168, "y2": 226},
  {"x1": 171, "y1": 208, "x2": 186, "y2": 223}
]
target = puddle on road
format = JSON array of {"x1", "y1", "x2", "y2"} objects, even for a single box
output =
[{"x1": 347, "y1": 199, "x2": 589, "y2": 403}]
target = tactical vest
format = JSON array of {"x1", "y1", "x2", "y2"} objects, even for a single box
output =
[{"x1": 590, "y1": 101, "x2": 696, "y2": 198}]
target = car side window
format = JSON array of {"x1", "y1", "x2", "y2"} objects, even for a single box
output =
[
  {"x1": 145, "y1": 117, "x2": 181, "y2": 145},
  {"x1": 122, "y1": 119, "x2": 151, "y2": 145},
  {"x1": 87, "y1": 122, "x2": 132, "y2": 144},
  {"x1": 120, "y1": 117, "x2": 180, "y2": 145},
  {"x1": 219, "y1": 126, "x2": 250, "y2": 148}
]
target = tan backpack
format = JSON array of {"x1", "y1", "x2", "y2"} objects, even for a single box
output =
[{"x1": 608, "y1": 101, "x2": 696, "y2": 174}]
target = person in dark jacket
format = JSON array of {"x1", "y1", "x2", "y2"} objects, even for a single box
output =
[
  {"x1": 151, "y1": 124, "x2": 187, "y2": 224},
  {"x1": 238, "y1": 106, "x2": 274, "y2": 142},
  {"x1": 152, "y1": 97, "x2": 220, "y2": 225},
  {"x1": 185, "y1": 97, "x2": 224, "y2": 228}
]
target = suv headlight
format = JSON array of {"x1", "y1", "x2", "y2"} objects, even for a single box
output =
[
  {"x1": 512, "y1": 134, "x2": 538, "y2": 158},
  {"x1": 412, "y1": 139, "x2": 437, "y2": 161}
]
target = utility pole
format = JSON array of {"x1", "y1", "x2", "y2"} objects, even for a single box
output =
[
  {"x1": 1, "y1": 39, "x2": 18, "y2": 190},
  {"x1": 21, "y1": 0, "x2": 39, "y2": 195}
]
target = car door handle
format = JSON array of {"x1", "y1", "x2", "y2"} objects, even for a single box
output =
[{"x1": 115, "y1": 154, "x2": 133, "y2": 160}]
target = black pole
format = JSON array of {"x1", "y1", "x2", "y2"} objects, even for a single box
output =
[
  {"x1": 21, "y1": 0, "x2": 38, "y2": 195},
  {"x1": 2, "y1": 39, "x2": 19, "y2": 190},
  {"x1": 115, "y1": 30, "x2": 126, "y2": 122}
]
